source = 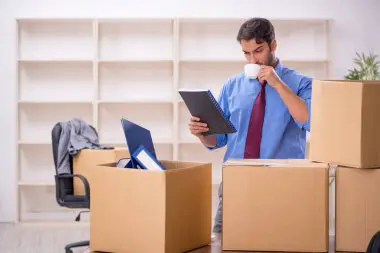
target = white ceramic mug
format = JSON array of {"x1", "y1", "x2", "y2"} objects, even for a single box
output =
[{"x1": 244, "y1": 63, "x2": 261, "y2": 79}]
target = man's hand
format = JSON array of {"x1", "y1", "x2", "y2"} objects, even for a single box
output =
[
  {"x1": 188, "y1": 116, "x2": 209, "y2": 137},
  {"x1": 258, "y1": 65, "x2": 309, "y2": 123},
  {"x1": 188, "y1": 116, "x2": 217, "y2": 148},
  {"x1": 258, "y1": 65, "x2": 282, "y2": 89}
]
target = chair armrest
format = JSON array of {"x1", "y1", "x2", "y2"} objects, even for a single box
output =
[{"x1": 56, "y1": 174, "x2": 90, "y2": 202}]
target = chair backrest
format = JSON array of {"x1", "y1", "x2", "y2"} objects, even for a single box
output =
[
  {"x1": 51, "y1": 122, "x2": 74, "y2": 196},
  {"x1": 51, "y1": 123, "x2": 61, "y2": 171}
]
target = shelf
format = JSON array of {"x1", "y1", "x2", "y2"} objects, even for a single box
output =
[
  {"x1": 98, "y1": 20, "x2": 173, "y2": 61},
  {"x1": 18, "y1": 61, "x2": 95, "y2": 101},
  {"x1": 179, "y1": 102, "x2": 194, "y2": 142},
  {"x1": 14, "y1": 17, "x2": 330, "y2": 222},
  {"x1": 155, "y1": 143, "x2": 174, "y2": 161},
  {"x1": 18, "y1": 141, "x2": 51, "y2": 145},
  {"x1": 179, "y1": 20, "x2": 242, "y2": 61},
  {"x1": 18, "y1": 100, "x2": 93, "y2": 104},
  {"x1": 18, "y1": 103, "x2": 93, "y2": 142},
  {"x1": 18, "y1": 59, "x2": 93, "y2": 63},
  {"x1": 100, "y1": 141, "x2": 173, "y2": 161},
  {"x1": 284, "y1": 61, "x2": 329, "y2": 79},
  {"x1": 179, "y1": 139, "x2": 200, "y2": 144},
  {"x1": 19, "y1": 144, "x2": 55, "y2": 183},
  {"x1": 18, "y1": 181, "x2": 55, "y2": 186},
  {"x1": 98, "y1": 59, "x2": 172, "y2": 63},
  {"x1": 179, "y1": 18, "x2": 330, "y2": 23},
  {"x1": 20, "y1": 185, "x2": 89, "y2": 221},
  {"x1": 179, "y1": 61, "x2": 244, "y2": 99},
  {"x1": 98, "y1": 103, "x2": 173, "y2": 143},
  {"x1": 178, "y1": 58, "x2": 329, "y2": 83},
  {"x1": 18, "y1": 20, "x2": 94, "y2": 60},
  {"x1": 98, "y1": 100, "x2": 173, "y2": 104},
  {"x1": 271, "y1": 20, "x2": 328, "y2": 61},
  {"x1": 179, "y1": 19, "x2": 328, "y2": 64},
  {"x1": 179, "y1": 58, "x2": 328, "y2": 63},
  {"x1": 101, "y1": 138, "x2": 173, "y2": 145},
  {"x1": 99, "y1": 61, "x2": 173, "y2": 101}
]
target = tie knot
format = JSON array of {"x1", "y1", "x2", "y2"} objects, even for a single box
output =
[{"x1": 256, "y1": 78, "x2": 267, "y2": 88}]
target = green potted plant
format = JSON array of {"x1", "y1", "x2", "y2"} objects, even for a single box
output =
[{"x1": 344, "y1": 51, "x2": 380, "y2": 80}]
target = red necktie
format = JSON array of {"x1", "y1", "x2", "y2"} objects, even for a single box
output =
[{"x1": 244, "y1": 81, "x2": 266, "y2": 159}]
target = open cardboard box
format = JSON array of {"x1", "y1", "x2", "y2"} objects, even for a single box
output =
[{"x1": 90, "y1": 160, "x2": 212, "y2": 253}]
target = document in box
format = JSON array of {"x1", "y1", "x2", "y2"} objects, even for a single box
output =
[
  {"x1": 132, "y1": 145, "x2": 166, "y2": 171},
  {"x1": 178, "y1": 89, "x2": 237, "y2": 136}
]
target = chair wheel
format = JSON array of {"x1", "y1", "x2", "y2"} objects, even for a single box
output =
[{"x1": 65, "y1": 250, "x2": 73, "y2": 253}]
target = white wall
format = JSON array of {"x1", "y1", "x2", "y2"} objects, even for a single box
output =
[{"x1": 1, "y1": 0, "x2": 380, "y2": 222}]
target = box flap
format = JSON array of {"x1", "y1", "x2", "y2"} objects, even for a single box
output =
[
  {"x1": 224, "y1": 159, "x2": 328, "y2": 168},
  {"x1": 160, "y1": 160, "x2": 208, "y2": 170},
  {"x1": 315, "y1": 79, "x2": 380, "y2": 84}
]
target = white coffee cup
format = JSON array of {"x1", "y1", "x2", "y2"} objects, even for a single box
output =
[{"x1": 244, "y1": 63, "x2": 261, "y2": 79}]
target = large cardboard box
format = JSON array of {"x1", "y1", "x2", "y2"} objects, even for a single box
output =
[
  {"x1": 73, "y1": 147, "x2": 129, "y2": 195},
  {"x1": 336, "y1": 166, "x2": 380, "y2": 252},
  {"x1": 309, "y1": 80, "x2": 380, "y2": 168},
  {"x1": 222, "y1": 159, "x2": 329, "y2": 252},
  {"x1": 90, "y1": 161, "x2": 212, "y2": 253}
]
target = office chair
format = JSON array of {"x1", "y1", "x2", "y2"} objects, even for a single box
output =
[{"x1": 51, "y1": 123, "x2": 90, "y2": 253}]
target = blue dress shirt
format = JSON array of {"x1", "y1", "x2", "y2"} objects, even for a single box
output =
[{"x1": 209, "y1": 59, "x2": 312, "y2": 162}]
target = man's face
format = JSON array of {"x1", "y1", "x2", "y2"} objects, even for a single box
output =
[{"x1": 240, "y1": 39, "x2": 276, "y2": 66}]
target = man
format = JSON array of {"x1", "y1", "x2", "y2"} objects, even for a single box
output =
[{"x1": 188, "y1": 18, "x2": 312, "y2": 234}]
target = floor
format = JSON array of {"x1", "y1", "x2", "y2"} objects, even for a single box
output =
[
  {"x1": 1, "y1": 184, "x2": 338, "y2": 253},
  {"x1": 0, "y1": 185, "x2": 219, "y2": 253},
  {"x1": 0, "y1": 222, "x2": 91, "y2": 253},
  {"x1": 0, "y1": 222, "x2": 337, "y2": 253}
]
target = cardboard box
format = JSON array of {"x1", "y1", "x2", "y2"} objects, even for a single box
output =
[
  {"x1": 336, "y1": 166, "x2": 380, "y2": 252},
  {"x1": 90, "y1": 161, "x2": 212, "y2": 253},
  {"x1": 73, "y1": 147, "x2": 129, "y2": 195},
  {"x1": 309, "y1": 80, "x2": 380, "y2": 168},
  {"x1": 222, "y1": 159, "x2": 329, "y2": 252}
]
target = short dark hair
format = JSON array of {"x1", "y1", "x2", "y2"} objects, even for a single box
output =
[{"x1": 237, "y1": 18, "x2": 275, "y2": 45}]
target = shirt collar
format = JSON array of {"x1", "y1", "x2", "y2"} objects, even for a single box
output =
[{"x1": 273, "y1": 57, "x2": 283, "y2": 76}]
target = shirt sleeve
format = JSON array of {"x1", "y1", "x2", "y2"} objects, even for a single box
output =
[
  {"x1": 206, "y1": 80, "x2": 230, "y2": 150},
  {"x1": 296, "y1": 76, "x2": 312, "y2": 132}
]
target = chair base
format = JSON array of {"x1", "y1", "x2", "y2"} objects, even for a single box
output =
[{"x1": 65, "y1": 240, "x2": 89, "y2": 253}]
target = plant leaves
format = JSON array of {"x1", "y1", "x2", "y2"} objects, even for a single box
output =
[{"x1": 345, "y1": 51, "x2": 380, "y2": 80}]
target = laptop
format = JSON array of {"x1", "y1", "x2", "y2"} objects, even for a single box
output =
[{"x1": 120, "y1": 118, "x2": 157, "y2": 168}]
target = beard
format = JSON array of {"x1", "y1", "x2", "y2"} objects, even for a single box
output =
[{"x1": 266, "y1": 52, "x2": 276, "y2": 66}]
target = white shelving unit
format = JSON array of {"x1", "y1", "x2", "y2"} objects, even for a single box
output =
[{"x1": 15, "y1": 17, "x2": 331, "y2": 222}]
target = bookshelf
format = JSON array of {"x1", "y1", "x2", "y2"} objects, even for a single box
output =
[{"x1": 15, "y1": 18, "x2": 331, "y2": 222}]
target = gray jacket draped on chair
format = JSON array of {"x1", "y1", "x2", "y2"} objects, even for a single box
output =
[{"x1": 57, "y1": 118, "x2": 112, "y2": 175}]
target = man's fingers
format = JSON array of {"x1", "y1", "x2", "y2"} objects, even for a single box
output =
[
  {"x1": 260, "y1": 65, "x2": 271, "y2": 70},
  {"x1": 189, "y1": 117, "x2": 209, "y2": 136},
  {"x1": 192, "y1": 128, "x2": 209, "y2": 134},
  {"x1": 191, "y1": 126, "x2": 209, "y2": 131},
  {"x1": 258, "y1": 73, "x2": 266, "y2": 81},
  {"x1": 188, "y1": 121, "x2": 208, "y2": 128},
  {"x1": 191, "y1": 116, "x2": 200, "y2": 122},
  {"x1": 191, "y1": 126, "x2": 209, "y2": 132}
]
